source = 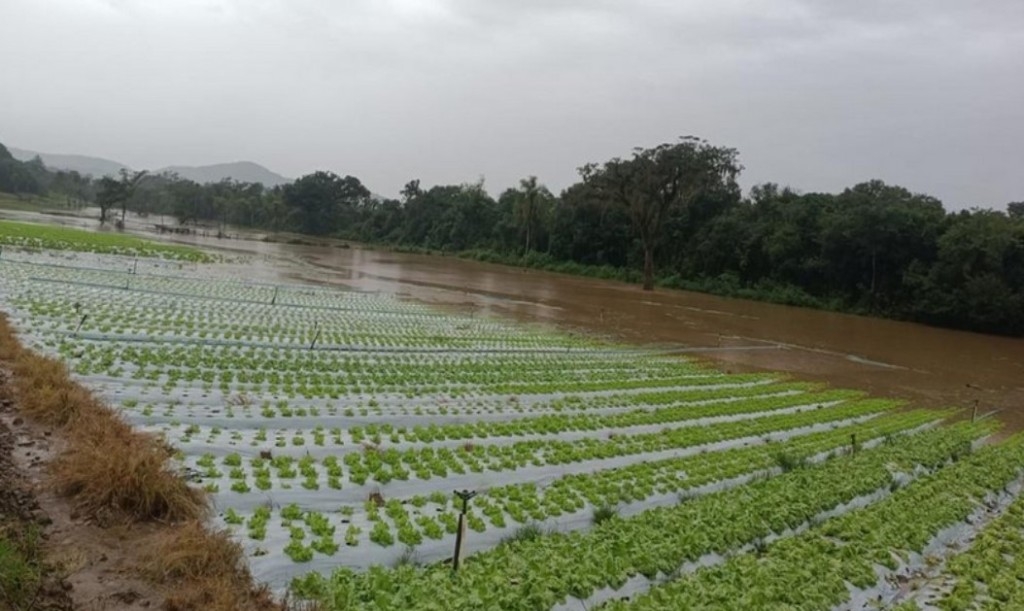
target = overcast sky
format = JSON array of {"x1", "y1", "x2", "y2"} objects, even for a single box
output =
[{"x1": 1, "y1": 0, "x2": 1022, "y2": 207}]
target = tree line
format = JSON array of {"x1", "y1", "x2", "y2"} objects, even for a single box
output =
[{"x1": 2, "y1": 139, "x2": 1021, "y2": 336}]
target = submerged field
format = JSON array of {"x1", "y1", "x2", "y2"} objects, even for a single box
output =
[{"x1": 1, "y1": 230, "x2": 1023, "y2": 610}]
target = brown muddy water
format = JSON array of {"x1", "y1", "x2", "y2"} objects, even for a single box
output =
[{"x1": 6, "y1": 207, "x2": 1024, "y2": 431}]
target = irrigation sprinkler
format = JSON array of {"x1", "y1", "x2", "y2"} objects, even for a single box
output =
[
  {"x1": 73, "y1": 313, "x2": 88, "y2": 336},
  {"x1": 966, "y1": 383, "x2": 984, "y2": 422},
  {"x1": 131, "y1": 257, "x2": 138, "y2": 275},
  {"x1": 452, "y1": 489, "x2": 477, "y2": 572},
  {"x1": 966, "y1": 383, "x2": 1002, "y2": 423},
  {"x1": 309, "y1": 322, "x2": 322, "y2": 350},
  {"x1": 271, "y1": 286, "x2": 279, "y2": 305}
]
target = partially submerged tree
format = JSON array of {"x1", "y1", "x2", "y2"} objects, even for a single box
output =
[
  {"x1": 580, "y1": 137, "x2": 742, "y2": 290},
  {"x1": 95, "y1": 169, "x2": 148, "y2": 225},
  {"x1": 95, "y1": 176, "x2": 122, "y2": 225}
]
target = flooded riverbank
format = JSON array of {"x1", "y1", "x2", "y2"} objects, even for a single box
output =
[{"x1": 4, "y1": 206, "x2": 1022, "y2": 430}]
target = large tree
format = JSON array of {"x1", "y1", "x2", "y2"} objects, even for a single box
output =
[
  {"x1": 283, "y1": 171, "x2": 370, "y2": 236},
  {"x1": 821, "y1": 180, "x2": 945, "y2": 308},
  {"x1": 118, "y1": 169, "x2": 148, "y2": 224},
  {"x1": 95, "y1": 176, "x2": 122, "y2": 225},
  {"x1": 580, "y1": 137, "x2": 742, "y2": 290},
  {"x1": 0, "y1": 143, "x2": 43, "y2": 195},
  {"x1": 96, "y1": 169, "x2": 147, "y2": 225},
  {"x1": 513, "y1": 176, "x2": 553, "y2": 254}
]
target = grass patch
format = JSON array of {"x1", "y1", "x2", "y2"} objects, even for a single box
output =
[
  {"x1": 772, "y1": 450, "x2": 808, "y2": 473},
  {"x1": 392, "y1": 545, "x2": 421, "y2": 569},
  {"x1": 592, "y1": 504, "x2": 619, "y2": 525},
  {"x1": 0, "y1": 525, "x2": 42, "y2": 610},
  {"x1": 500, "y1": 523, "x2": 547, "y2": 546},
  {"x1": 0, "y1": 218, "x2": 210, "y2": 261},
  {"x1": 145, "y1": 521, "x2": 285, "y2": 611},
  {"x1": 0, "y1": 192, "x2": 71, "y2": 212}
]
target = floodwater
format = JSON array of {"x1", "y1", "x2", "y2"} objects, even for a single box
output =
[
  {"x1": 289, "y1": 248, "x2": 1024, "y2": 429},
  {"x1": 6, "y1": 207, "x2": 1024, "y2": 430}
]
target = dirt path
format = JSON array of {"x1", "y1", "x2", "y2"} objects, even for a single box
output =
[{"x1": 0, "y1": 371, "x2": 163, "y2": 611}]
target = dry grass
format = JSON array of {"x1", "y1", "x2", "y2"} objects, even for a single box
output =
[
  {"x1": 368, "y1": 489, "x2": 386, "y2": 507},
  {"x1": 9, "y1": 355, "x2": 93, "y2": 427},
  {"x1": 0, "y1": 315, "x2": 205, "y2": 523},
  {"x1": 0, "y1": 314, "x2": 303, "y2": 610},
  {"x1": 146, "y1": 521, "x2": 286, "y2": 611},
  {"x1": 51, "y1": 414, "x2": 207, "y2": 523}
]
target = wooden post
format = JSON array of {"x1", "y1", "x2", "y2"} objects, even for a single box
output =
[{"x1": 972, "y1": 400, "x2": 979, "y2": 423}]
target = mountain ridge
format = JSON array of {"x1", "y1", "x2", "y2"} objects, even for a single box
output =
[{"x1": 9, "y1": 146, "x2": 291, "y2": 187}]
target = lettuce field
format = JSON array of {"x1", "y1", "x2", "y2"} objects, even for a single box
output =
[{"x1": 1, "y1": 233, "x2": 1022, "y2": 610}]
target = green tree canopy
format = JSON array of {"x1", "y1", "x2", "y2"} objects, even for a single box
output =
[
  {"x1": 579, "y1": 137, "x2": 742, "y2": 290},
  {"x1": 283, "y1": 171, "x2": 370, "y2": 236}
]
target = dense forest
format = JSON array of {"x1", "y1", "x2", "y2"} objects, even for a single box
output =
[{"x1": 2, "y1": 140, "x2": 1022, "y2": 336}]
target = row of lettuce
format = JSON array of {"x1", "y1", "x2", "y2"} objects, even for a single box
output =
[
  {"x1": 291, "y1": 420, "x2": 1024, "y2": 610},
  {"x1": 0, "y1": 219, "x2": 210, "y2": 261}
]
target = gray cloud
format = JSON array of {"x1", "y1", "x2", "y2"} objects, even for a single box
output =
[{"x1": 1, "y1": 0, "x2": 1021, "y2": 207}]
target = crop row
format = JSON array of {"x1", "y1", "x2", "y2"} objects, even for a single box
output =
[
  {"x1": 602, "y1": 429, "x2": 1024, "y2": 609},
  {"x1": 122, "y1": 382, "x2": 797, "y2": 425},
  {"x1": 28, "y1": 309, "x2": 574, "y2": 351},
  {"x1": 221, "y1": 409, "x2": 943, "y2": 559},
  {"x1": 64, "y1": 343, "x2": 691, "y2": 384},
  {"x1": 18, "y1": 293, "x2": 565, "y2": 345},
  {"x1": 287, "y1": 419, "x2": 994, "y2": 608},
  {"x1": 6, "y1": 272, "x2": 599, "y2": 353},
  {"x1": 0, "y1": 220, "x2": 210, "y2": 261},
  {"x1": 186, "y1": 397, "x2": 893, "y2": 492},
  {"x1": 2, "y1": 262, "x2": 426, "y2": 310},
  {"x1": 929, "y1": 482, "x2": 1024, "y2": 610},
  {"x1": 159, "y1": 385, "x2": 843, "y2": 450}
]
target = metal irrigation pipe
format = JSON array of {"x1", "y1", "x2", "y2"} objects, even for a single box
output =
[{"x1": 452, "y1": 489, "x2": 477, "y2": 572}]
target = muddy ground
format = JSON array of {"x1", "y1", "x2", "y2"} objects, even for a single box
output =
[{"x1": 0, "y1": 372, "x2": 162, "y2": 611}]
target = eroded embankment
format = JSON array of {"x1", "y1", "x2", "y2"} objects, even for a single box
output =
[{"x1": 0, "y1": 314, "x2": 290, "y2": 611}]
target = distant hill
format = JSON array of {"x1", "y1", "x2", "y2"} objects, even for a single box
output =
[
  {"x1": 9, "y1": 146, "x2": 291, "y2": 187},
  {"x1": 156, "y1": 161, "x2": 290, "y2": 187},
  {"x1": 9, "y1": 146, "x2": 129, "y2": 178}
]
